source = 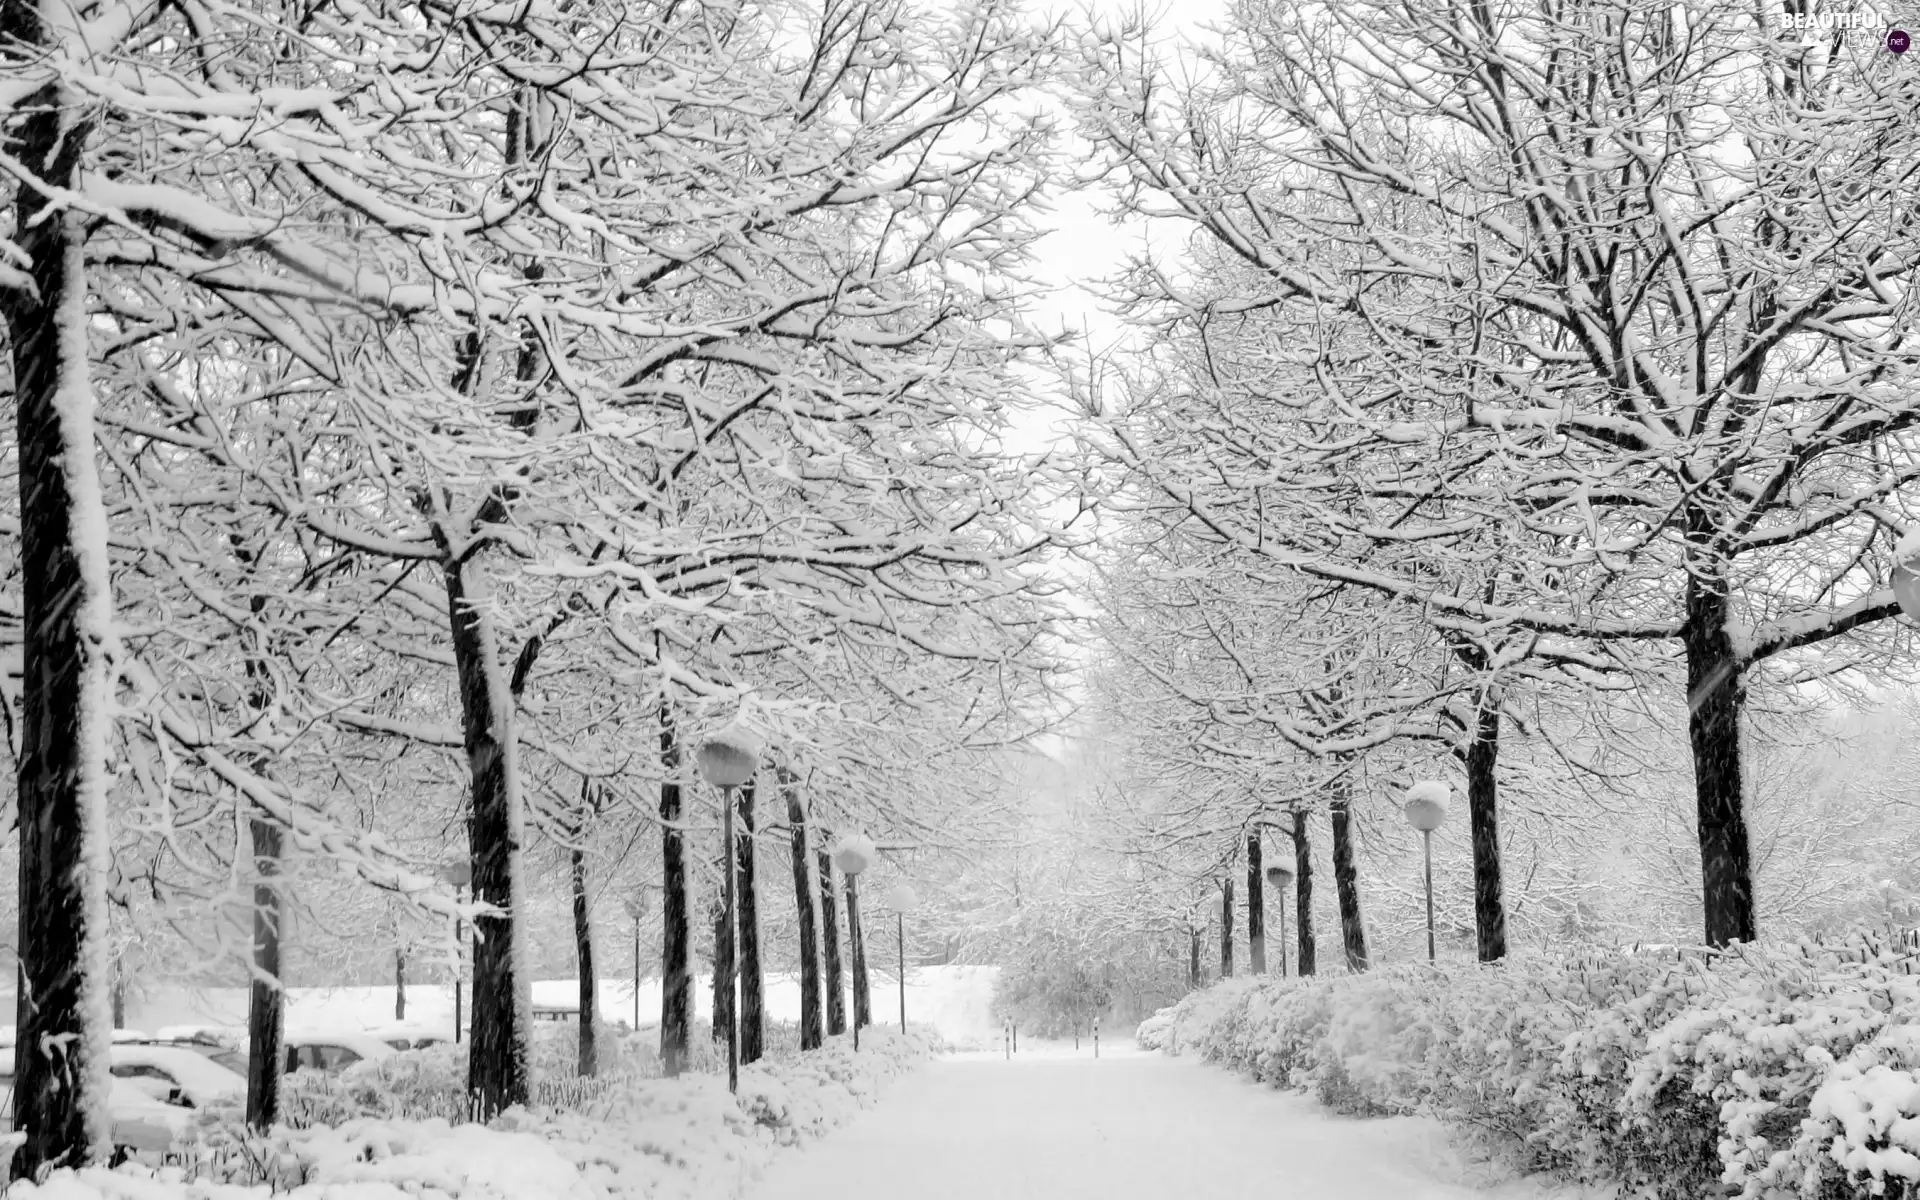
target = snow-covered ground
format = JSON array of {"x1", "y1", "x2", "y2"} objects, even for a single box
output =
[
  {"x1": 749, "y1": 1051, "x2": 1612, "y2": 1200},
  {"x1": 116, "y1": 965, "x2": 1004, "y2": 1049}
]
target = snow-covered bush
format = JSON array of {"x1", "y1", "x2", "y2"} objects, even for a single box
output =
[
  {"x1": 1150, "y1": 938, "x2": 1920, "y2": 1200},
  {"x1": 1135, "y1": 1006, "x2": 1176, "y2": 1051}
]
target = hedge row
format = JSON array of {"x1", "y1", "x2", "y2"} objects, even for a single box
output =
[{"x1": 1141, "y1": 941, "x2": 1920, "y2": 1199}]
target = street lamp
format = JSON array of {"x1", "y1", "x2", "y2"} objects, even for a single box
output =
[
  {"x1": 1404, "y1": 781, "x2": 1450, "y2": 964},
  {"x1": 831, "y1": 833, "x2": 876, "y2": 1051},
  {"x1": 622, "y1": 889, "x2": 649, "y2": 1034},
  {"x1": 880, "y1": 882, "x2": 919, "y2": 1034},
  {"x1": 1264, "y1": 863, "x2": 1294, "y2": 977},
  {"x1": 697, "y1": 722, "x2": 763, "y2": 1095},
  {"x1": 1892, "y1": 529, "x2": 1920, "y2": 619},
  {"x1": 436, "y1": 861, "x2": 471, "y2": 1043}
]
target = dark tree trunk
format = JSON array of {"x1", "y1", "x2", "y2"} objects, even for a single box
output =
[
  {"x1": 786, "y1": 776, "x2": 822, "y2": 1050},
  {"x1": 245, "y1": 816, "x2": 285, "y2": 1132},
  {"x1": 1467, "y1": 689, "x2": 1509, "y2": 962},
  {"x1": 658, "y1": 708, "x2": 691, "y2": 1076},
  {"x1": 571, "y1": 841, "x2": 596, "y2": 1076},
  {"x1": 819, "y1": 853, "x2": 847, "y2": 1036},
  {"x1": 441, "y1": 553, "x2": 531, "y2": 1119},
  {"x1": 7, "y1": 68, "x2": 111, "y2": 1180},
  {"x1": 395, "y1": 951, "x2": 406, "y2": 1020},
  {"x1": 1218, "y1": 877, "x2": 1234, "y2": 979},
  {"x1": 1187, "y1": 923, "x2": 1201, "y2": 989},
  {"x1": 111, "y1": 971, "x2": 126, "y2": 1031},
  {"x1": 736, "y1": 784, "x2": 764, "y2": 1064},
  {"x1": 1330, "y1": 789, "x2": 1370, "y2": 971},
  {"x1": 848, "y1": 875, "x2": 871, "y2": 1030},
  {"x1": 1292, "y1": 810, "x2": 1317, "y2": 977},
  {"x1": 1685, "y1": 568, "x2": 1755, "y2": 948},
  {"x1": 1245, "y1": 834, "x2": 1266, "y2": 974}
]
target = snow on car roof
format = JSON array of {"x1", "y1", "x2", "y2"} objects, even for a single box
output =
[
  {"x1": 153, "y1": 1025, "x2": 244, "y2": 1046},
  {"x1": 360, "y1": 1023, "x2": 452, "y2": 1042},
  {"x1": 111, "y1": 1043, "x2": 246, "y2": 1099}
]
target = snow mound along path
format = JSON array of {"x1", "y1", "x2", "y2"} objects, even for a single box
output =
[{"x1": 8, "y1": 1029, "x2": 939, "y2": 1200}]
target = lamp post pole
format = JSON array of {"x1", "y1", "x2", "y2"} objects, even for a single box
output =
[
  {"x1": 1404, "y1": 782, "x2": 1450, "y2": 966},
  {"x1": 623, "y1": 890, "x2": 648, "y2": 1034},
  {"x1": 695, "y1": 723, "x2": 764, "y2": 1096},
  {"x1": 1279, "y1": 891, "x2": 1288, "y2": 976},
  {"x1": 880, "y1": 882, "x2": 918, "y2": 1036},
  {"x1": 1424, "y1": 829, "x2": 1436, "y2": 963},
  {"x1": 845, "y1": 877, "x2": 862, "y2": 1051},
  {"x1": 1265, "y1": 864, "x2": 1294, "y2": 977},
  {"x1": 439, "y1": 861, "x2": 471, "y2": 1043},
  {"x1": 830, "y1": 835, "x2": 877, "y2": 1052}
]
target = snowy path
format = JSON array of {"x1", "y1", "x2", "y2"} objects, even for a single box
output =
[{"x1": 749, "y1": 1046, "x2": 1580, "y2": 1200}]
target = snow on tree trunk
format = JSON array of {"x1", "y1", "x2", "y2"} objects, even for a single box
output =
[
  {"x1": 7, "y1": 71, "x2": 114, "y2": 1179},
  {"x1": 1687, "y1": 567, "x2": 1756, "y2": 948},
  {"x1": 785, "y1": 775, "x2": 822, "y2": 1051},
  {"x1": 1292, "y1": 810, "x2": 1317, "y2": 977},
  {"x1": 736, "y1": 783, "x2": 764, "y2": 1065},
  {"x1": 819, "y1": 852, "x2": 846, "y2": 1036},
  {"x1": 571, "y1": 840, "x2": 596, "y2": 1077},
  {"x1": 658, "y1": 707, "x2": 691, "y2": 1076},
  {"x1": 1467, "y1": 689, "x2": 1508, "y2": 962},
  {"x1": 441, "y1": 554, "x2": 532, "y2": 1118},
  {"x1": 848, "y1": 874, "x2": 871, "y2": 1031},
  {"x1": 395, "y1": 951, "x2": 406, "y2": 1021},
  {"x1": 1330, "y1": 786, "x2": 1369, "y2": 971},
  {"x1": 245, "y1": 815, "x2": 284, "y2": 1132},
  {"x1": 1245, "y1": 834, "x2": 1265, "y2": 974},
  {"x1": 1218, "y1": 876, "x2": 1234, "y2": 979}
]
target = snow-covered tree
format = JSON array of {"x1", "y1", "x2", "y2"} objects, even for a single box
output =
[{"x1": 1070, "y1": 0, "x2": 1920, "y2": 947}]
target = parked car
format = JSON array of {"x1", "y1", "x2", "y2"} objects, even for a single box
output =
[
  {"x1": 282, "y1": 1033, "x2": 396, "y2": 1074},
  {"x1": 0, "y1": 1062, "x2": 195, "y2": 1162},
  {"x1": 109, "y1": 1043, "x2": 246, "y2": 1109}
]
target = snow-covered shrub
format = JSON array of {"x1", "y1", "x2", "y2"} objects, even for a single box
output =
[
  {"x1": 1148, "y1": 938, "x2": 1920, "y2": 1200},
  {"x1": 1302, "y1": 967, "x2": 1435, "y2": 1116},
  {"x1": 1788, "y1": 1058, "x2": 1920, "y2": 1199},
  {"x1": 1627, "y1": 949, "x2": 1920, "y2": 1199},
  {"x1": 1135, "y1": 1006, "x2": 1176, "y2": 1051},
  {"x1": 1153, "y1": 975, "x2": 1265, "y2": 1062}
]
